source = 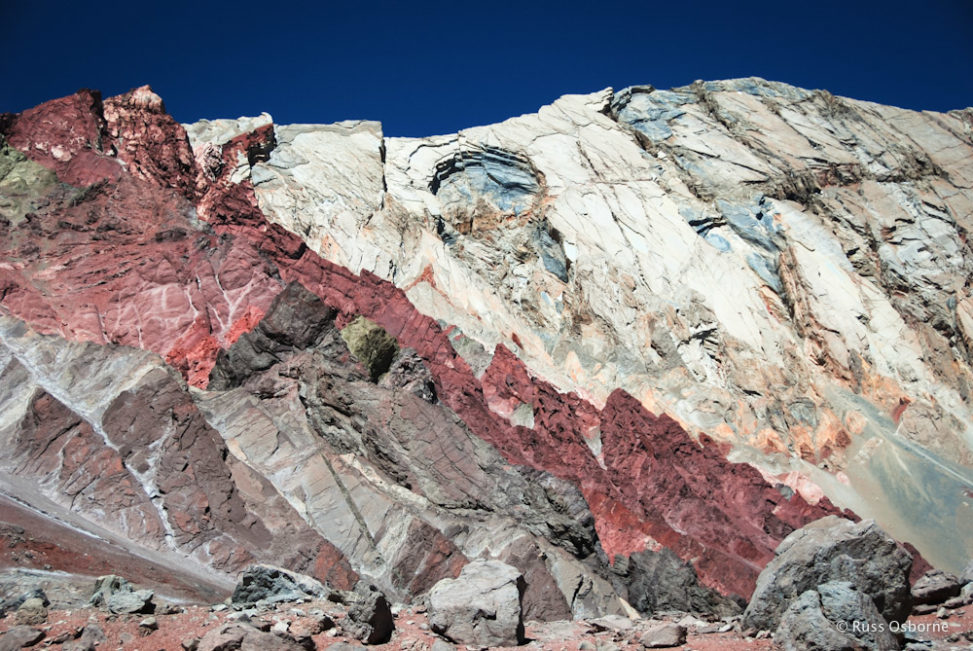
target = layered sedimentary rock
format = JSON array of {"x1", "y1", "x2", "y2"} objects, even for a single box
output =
[
  {"x1": 0, "y1": 79, "x2": 970, "y2": 616},
  {"x1": 229, "y1": 80, "x2": 973, "y2": 572}
]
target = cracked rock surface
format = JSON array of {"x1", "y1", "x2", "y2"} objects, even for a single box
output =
[{"x1": 0, "y1": 79, "x2": 969, "y2": 621}]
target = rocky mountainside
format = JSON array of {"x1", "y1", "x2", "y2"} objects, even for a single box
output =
[{"x1": 0, "y1": 79, "x2": 970, "y2": 625}]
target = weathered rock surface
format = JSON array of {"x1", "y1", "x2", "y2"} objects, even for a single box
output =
[
  {"x1": 0, "y1": 317, "x2": 358, "y2": 589},
  {"x1": 427, "y1": 560, "x2": 526, "y2": 647},
  {"x1": 197, "y1": 622, "x2": 306, "y2": 651},
  {"x1": 88, "y1": 575, "x2": 154, "y2": 614},
  {"x1": 0, "y1": 625, "x2": 44, "y2": 651},
  {"x1": 343, "y1": 583, "x2": 394, "y2": 644},
  {"x1": 0, "y1": 79, "x2": 967, "y2": 620},
  {"x1": 231, "y1": 566, "x2": 329, "y2": 607},
  {"x1": 911, "y1": 569, "x2": 963, "y2": 606},
  {"x1": 743, "y1": 516, "x2": 913, "y2": 631},
  {"x1": 638, "y1": 622, "x2": 687, "y2": 648},
  {"x1": 242, "y1": 79, "x2": 973, "y2": 574},
  {"x1": 613, "y1": 548, "x2": 741, "y2": 617},
  {"x1": 775, "y1": 581, "x2": 899, "y2": 651}
]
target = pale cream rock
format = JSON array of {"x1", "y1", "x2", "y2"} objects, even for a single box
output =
[{"x1": 184, "y1": 78, "x2": 973, "y2": 573}]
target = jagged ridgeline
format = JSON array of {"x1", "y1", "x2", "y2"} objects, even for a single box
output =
[{"x1": 0, "y1": 79, "x2": 971, "y2": 630}]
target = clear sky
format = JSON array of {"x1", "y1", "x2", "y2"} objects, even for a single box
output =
[{"x1": 2, "y1": 0, "x2": 971, "y2": 136}]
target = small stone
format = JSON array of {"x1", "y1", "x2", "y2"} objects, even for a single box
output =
[
  {"x1": 960, "y1": 583, "x2": 973, "y2": 603},
  {"x1": 912, "y1": 603, "x2": 938, "y2": 615},
  {"x1": 272, "y1": 620, "x2": 290, "y2": 635},
  {"x1": 212, "y1": 604, "x2": 228, "y2": 612},
  {"x1": 944, "y1": 595, "x2": 965, "y2": 608},
  {"x1": 936, "y1": 606, "x2": 948, "y2": 619},
  {"x1": 343, "y1": 582, "x2": 394, "y2": 644},
  {"x1": 291, "y1": 614, "x2": 333, "y2": 638},
  {"x1": 181, "y1": 638, "x2": 200, "y2": 651},
  {"x1": 139, "y1": 616, "x2": 158, "y2": 632},
  {"x1": 49, "y1": 631, "x2": 74, "y2": 644},
  {"x1": 638, "y1": 623, "x2": 687, "y2": 648}
]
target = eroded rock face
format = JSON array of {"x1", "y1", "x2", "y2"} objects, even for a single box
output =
[
  {"x1": 242, "y1": 79, "x2": 973, "y2": 572},
  {"x1": 0, "y1": 318, "x2": 357, "y2": 590},
  {"x1": 0, "y1": 81, "x2": 961, "y2": 616}
]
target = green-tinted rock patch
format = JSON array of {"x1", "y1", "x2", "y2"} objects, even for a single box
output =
[
  {"x1": 0, "y1": 137, "x2": 59, "y2": 227},
  {"x1": 340, "y1": 315, "x2": 399, "y2": 381}
]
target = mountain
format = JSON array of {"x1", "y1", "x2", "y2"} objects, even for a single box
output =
[{"x1": 0, "y1": 79, "x2": 970, "y2": 617}]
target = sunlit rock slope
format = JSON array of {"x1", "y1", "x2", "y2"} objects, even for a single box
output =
[{"x1": 0, "y1": 79, "x2": 969, "y2": 614}]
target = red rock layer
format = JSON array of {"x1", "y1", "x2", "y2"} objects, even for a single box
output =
[
  {"x1": 2, "y1": 88, "x2": 852, "y2": 598},
  {"x1": 8, "y1": 388, "x2": 167, "y2": 547}
]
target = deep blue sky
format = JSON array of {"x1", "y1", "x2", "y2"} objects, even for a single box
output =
[{"x1": 2, "y1": 0, "x2": 971, "y2": 136}]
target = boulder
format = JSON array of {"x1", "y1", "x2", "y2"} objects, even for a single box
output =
[
  {"x1": 88, "y1": 575, "x2": 154, "y2": 614},
  {"x1": 775, "y1": 581, "x2": 898, "y2": 651},
  {"x1": 911, "y1": 569, "x2": 962, "y2": 605},
  {"x1": 0, "y1": 589, "x2": 49, "y2": 618},
  {"x1": 638, "y1": 623, "x2": 687, "y2": 648},
  {"x1": 12, "y1": 597, "x2": 47, "y2": 625},
  {"x1": 0, "y1": 626, "x2": 44, "y2": 651},
  {"x1": 197, "y1": 623, "x2": 306, "y2": 651},
  {"x1": 428, "y1": 559, "x2": 526, "y2": 647},
  {"x1": 231, "y1": 565, "x2": 329, "y2": 607},
  {"x1": 743, "y1": 516, "x2": 912, "y2": 631},
  {"x1": 343, "y1": 583, "x2": 394, "y2": 644}
]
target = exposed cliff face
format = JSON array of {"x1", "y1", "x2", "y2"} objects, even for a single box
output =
[
  {"x1": 219, "y1": 79, "x2": 973, "y2": 571},
  {"x1": 0, "y1": 81, "x2": 968, "y2": 615}
]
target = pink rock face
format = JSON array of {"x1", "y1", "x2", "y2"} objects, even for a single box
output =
[
  {"x1": 0, "y1": 105, "x2": 283, "y2": 386},
  {"x1": 102, "y1": 86, "x2": 199, "y2": 200},
  {"x1": 3, "y1": 89, "x2": 122, "y2": 187},
  {"x1": 10, "y1": 388, "x2": 167, "y2": 547},
  {"x1": 1, "y1": 88, "x2": 871, "y2": 600}
]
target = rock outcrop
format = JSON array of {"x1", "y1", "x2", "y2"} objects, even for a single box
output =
[
  {"x1": 743, "y1": 516, "x2": 913, "y2": 631},
  {"x1": 774, "y1": 581, "x2": 899, "y2": 651},
  {"x1": 1, "y1": 78, "x2": 969, "y2": 622},
  {"x1": 427, "y1": 560, "x2": 526, "y2": 647}
]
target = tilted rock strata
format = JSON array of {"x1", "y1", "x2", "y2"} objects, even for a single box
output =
[
  {"x1": 0, "y1": 82, "x2": 961, "y2": 610},
  {"x1": 0, "y1": 318, "x2": 357, "y2": 589},
  {"x1": 226, "y1": 80, "x2": 973, "y2": 571}
]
